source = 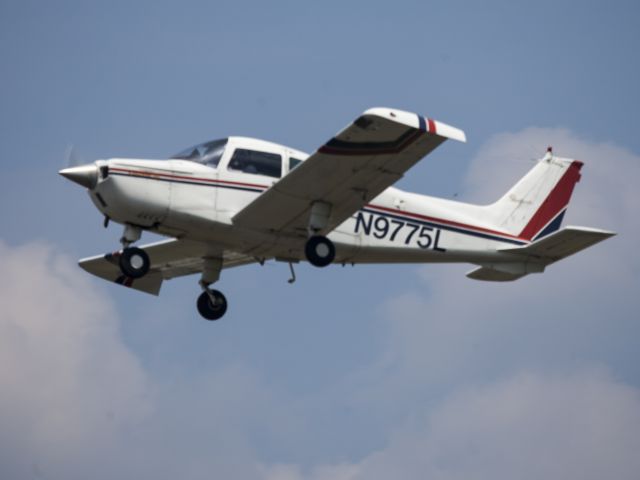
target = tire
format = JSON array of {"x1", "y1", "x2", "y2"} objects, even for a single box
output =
[
  {"x1": 197, "y1": 290, "x2": 227, "y2": 321},
  {"x1": 119, "y1": 247, "x2": 150, "y2": 278},
  {"x1": 305, "y1": 235, "x2": 335, "y2": 267}
]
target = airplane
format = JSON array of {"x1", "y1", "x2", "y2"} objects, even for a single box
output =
[{"x1": 59, "y1": 107, "x2": 615, "y2": 321}]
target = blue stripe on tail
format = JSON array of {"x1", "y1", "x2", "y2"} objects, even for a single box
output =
[{"x1": 533, "y1": 210, "x2": 566, "y2": 241}]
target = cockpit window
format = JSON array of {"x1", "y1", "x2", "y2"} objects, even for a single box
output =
[
  {"x1": 171, "y1": 138, "x2": 228, "y2": 168},
  {"x1": 228, "y1": 148, "x2": 282, "y2": 178}
]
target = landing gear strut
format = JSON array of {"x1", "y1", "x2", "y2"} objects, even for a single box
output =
[
  {"x1": 197, "y1": 257, "x2": 228, "y2": 321},
  {"x1": 304, "y1": 201, "x2": 336, "y2": 267}
]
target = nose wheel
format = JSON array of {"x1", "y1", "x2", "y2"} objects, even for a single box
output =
[
  {"x1": 196, "y1": 257, "x2": 227, "y2": 321},
  {"x1": 305, "y1": 235, "x2": 335, "y2": 267},
  {"x1": 197, "y1": 289, "x2": 227, "y2": 321}
]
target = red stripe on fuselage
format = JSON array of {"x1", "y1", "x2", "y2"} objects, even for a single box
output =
[
  {"x1": 518, "y1": 161, "x2": 583, "y2": 240},
  {"x1": 366, "y1": 204, "x2": 523, "y2": 241},
  {"x1": 109, "y1": 167, "x2": 269, "y2": 190}
]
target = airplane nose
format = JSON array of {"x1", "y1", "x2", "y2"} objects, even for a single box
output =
[{"x1": 59, "y1": 164, "x2": 99, "y2": 189}]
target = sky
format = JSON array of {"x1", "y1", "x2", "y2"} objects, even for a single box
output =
[{"x1": 1, "y1": 0, "x2": 639, "y2": 478}]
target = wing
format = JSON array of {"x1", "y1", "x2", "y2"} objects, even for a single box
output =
[
  {"x1": 233, "y1": 107, "x2": 466, "y2": 236},
  {"x1": 79, "y1": 238, "x2": 257, "y2": 295}
]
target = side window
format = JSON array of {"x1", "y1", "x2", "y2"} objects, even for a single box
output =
[
  {"x1": 289, "y1": 157, "x2": 303, "y2": 171},
  {"x1": 228, "y1": 149, "x2": 282, "y2": 178}
]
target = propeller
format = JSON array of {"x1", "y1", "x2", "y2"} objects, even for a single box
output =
[
  {"x1": 63, "y1": 143, "x2": 83, "y2": 168},
  {"x1": 59, "y1": 144, "x2": 98, "y2": 189}
]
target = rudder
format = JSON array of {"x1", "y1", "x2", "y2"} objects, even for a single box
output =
[{"x1": 486, "y1": 149, "x2": 583, "y2": 241}]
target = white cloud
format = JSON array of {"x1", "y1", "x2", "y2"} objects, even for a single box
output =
[
  {"x1": 0, "y1": 240, "x2": 302, "y2": 479},
  {"x1": 271, "y1": 370, "x2": 640, "y2": 480},
  {"x1": 0, "y1": 241, "x2": 152, "y2": 478}
]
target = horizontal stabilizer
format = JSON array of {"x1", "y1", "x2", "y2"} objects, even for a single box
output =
[
  {"x1": 500, "y1": 226, "x2": 616, "y2": 261},
  {"x1": 467, "y1": 226, "x2": 615, "y2": 282},
  {"x1": 466, "y1": 263, "x2": 541, "y2": 282}
]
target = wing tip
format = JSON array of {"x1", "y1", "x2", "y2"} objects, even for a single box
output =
[
  {"x1": 363, "y1": 107, "x2": 466, "y2": 143},
  {"x1": 435, "y1": 121, "x2": 467, "y2": 143},
  {"x1": 78, "y1": 254, "x2": 163, "y2": 296},
  {"x1": 563, "y1": 225, "x2": 617, "y2": 238}
]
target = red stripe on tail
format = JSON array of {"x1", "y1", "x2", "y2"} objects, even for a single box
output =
[{"x1": 518, "y1": 160, "x2": 583, "y2": 240}]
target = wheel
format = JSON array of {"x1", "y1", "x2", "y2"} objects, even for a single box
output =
[
  {"x1": 119, "y1": 247, "x2": 150, "y2": 278},
  {"x1": 197, "y1": 290, "x2": 227, "y2": 321},
  {"x1": 305, "y1": 235, "x2": 335, "y2": 267}
]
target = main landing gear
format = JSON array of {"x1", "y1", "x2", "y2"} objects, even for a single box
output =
[
  {"x1": 112, "y1": 215, "x2": 338, "y2": 321},
  {"x1": 304, "y1": 202, "x2": 336, "y2": 267},
  {"x1": 119, "y1": 246, "x2": 150, "y2": 278},
  {"x1": 305, "y1": 235, "x2": 335, "y2": 267},
  {"x1": 117, "y1": 224, "x2": 150, "y2": 278}
]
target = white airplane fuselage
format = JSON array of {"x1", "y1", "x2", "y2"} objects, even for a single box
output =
[
  {"x1": 60, "y1": 106, "x2": 614, "y2": 321},
  {"x1": 88, "y1": 137, "x2": 525, "y2": 269}
]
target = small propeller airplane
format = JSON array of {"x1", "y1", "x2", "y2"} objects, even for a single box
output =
[{"x1": 59, "y1": 107, "x2": 615, "y2": 320}]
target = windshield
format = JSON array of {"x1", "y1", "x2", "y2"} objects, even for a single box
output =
[{"x1": 171, "y1": 138, "x2": 228, "y2": 167}]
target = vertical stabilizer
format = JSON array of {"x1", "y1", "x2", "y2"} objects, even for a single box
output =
[{"x1": 487, "y1": 149, "x2": 583, "y2": 241}]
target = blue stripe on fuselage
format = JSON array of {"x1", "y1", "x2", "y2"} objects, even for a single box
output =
[{"x1": 360, "y1": 207, "x2": 527, "y2": 246}]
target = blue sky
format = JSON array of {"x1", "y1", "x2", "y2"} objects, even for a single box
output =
[{"x1": 1, "y1": 1, "x2": 639, "y2": 479}]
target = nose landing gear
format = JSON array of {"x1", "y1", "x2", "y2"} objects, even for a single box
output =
[
  {"x1": 197, "y1": 257, "x2": 227, "y2": 321},
  {"x1": 197, "y1": 289, "x2": 227, "y2": 320}
]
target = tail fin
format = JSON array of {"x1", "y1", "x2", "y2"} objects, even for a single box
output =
[{"x1": 487, "y1": 149, "x2": 583, "y2": 241}]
